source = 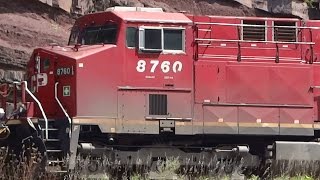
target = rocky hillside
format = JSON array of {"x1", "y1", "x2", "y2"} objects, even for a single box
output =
[
  {"x1": 0, "y1": 0, "x2": 73, "y2": 71},
  {"x1": 0, "y1": 0, "x2": 315, "y2": 75},
  {"x1": 81, "y1": 0, "x2": 273, "y2": 16}
]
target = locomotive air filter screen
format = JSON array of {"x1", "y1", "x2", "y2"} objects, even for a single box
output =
[{"x1": 149, "y1": 94, "x2": 167, "y2": 115}]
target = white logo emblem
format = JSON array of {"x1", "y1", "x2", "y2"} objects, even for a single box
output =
[{"x1": 63, "y1": 86, "x2": 71, "y2": 96}]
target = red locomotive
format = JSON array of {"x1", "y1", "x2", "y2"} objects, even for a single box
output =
[{"x1": 1, "y1": 6, "x2": 320, "y2": 178}]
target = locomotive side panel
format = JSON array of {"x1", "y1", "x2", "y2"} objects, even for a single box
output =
[
  {"x1": 226, "y1": 64, "x2": 313, "y2": 105},
  {"x1": 305, "y1": 21, "x2": 320, "y2": 125},
  {"x1": 76, "y1": 46, "x2": 122, "y2": 118},
  {"x1": 123, "y1": 24, "x2": 193, "y2": 90},
  {"x1": 117, "y1": 18, "x2": 194, "y2": 134},
  {"x1": 193, "y1": 15, "x2": 316, "y2": 136}
]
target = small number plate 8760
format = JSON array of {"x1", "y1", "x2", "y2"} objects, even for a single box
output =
[{"x1": 56, "y1": 67, "x2": 73, "y2": 76}]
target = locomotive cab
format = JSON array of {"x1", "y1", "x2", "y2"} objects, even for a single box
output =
[
  {"x1": 62, "y1": 7, "x2": 194, "y2": 135},
  {"x1": 24, "y1": 7, "x2": 196, "y2": 172}
]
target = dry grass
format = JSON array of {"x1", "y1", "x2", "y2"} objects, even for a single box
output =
[{"x1": 0, "y1": 150, "x2": 319, "y2": 180}]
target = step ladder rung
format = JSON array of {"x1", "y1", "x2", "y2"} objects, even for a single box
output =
[
  {"x1": 47, "y1": 170, "x2": 68, "y2": 173},
  {"x1": 44, "y1": 139, "x2": 60, "y2": 142},
  {"x1": 39, "y1": 119, "x2": 56, "y2": 121},
  {"x1": 48, "y1": 160, "x2": 65, "y2": 164},
  {"x1": 42, "y1": 128, "x2": 59, "y2": 131},
  {"x1": 47, "y1": 149, "x2": 63, "y2": 153}
]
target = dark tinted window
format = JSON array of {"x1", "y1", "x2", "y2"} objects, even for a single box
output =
[
  {"x1": 82, "y1": 24, "x2": 117, "y2": 45},
  {"x1": 164, "y1": 29, "x2": 183, "y2": 50},
  {"x1": 126, "y1": 27, "x2": 137, "y2": 47},
  {"x1": 68, "y1": 28, "x2": 79, "y2": 45},
  {"x1": 145, "y1": 29, "x2": 162, "y2": 50},
  {"x1": 83, "y1": 28, "x2": 99, "y2": 45},
  {"x1": 43, "y1": 58, "x2": 50, "y2": 71}
]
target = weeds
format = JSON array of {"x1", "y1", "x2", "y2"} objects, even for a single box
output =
[
  {"x1": 304, "y1": 0, "x2": 315, "y2": 8},
  {"x1": 0, "y1": 151, "x2": 320, "y2": 180}
]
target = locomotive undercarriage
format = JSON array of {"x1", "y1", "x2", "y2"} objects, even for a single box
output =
[
  {"x1": 70, "y1": 125, "x2": 320, "y2": 179},
  {"x1": 0, "y1": 118, "x2": 320, "y2": 179}
]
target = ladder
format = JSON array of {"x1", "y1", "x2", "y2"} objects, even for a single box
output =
[{"x1": 39, "y1": 118, "x2": 70, "y2": 173}]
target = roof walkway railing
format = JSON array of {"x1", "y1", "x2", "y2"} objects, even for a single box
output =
[{"x1": 194, "y1": 21, "x2": 319, "y2": 63}]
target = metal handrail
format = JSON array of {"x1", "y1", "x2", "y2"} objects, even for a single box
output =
[
  {"x1": 54, "y1": 82, "x2": 72, "y2": 137},
  {"x1": 195, "y1": 38, "x2": 315, "y2": 45},
  {"x1": 17, "y1": 81, "x2": 49, "y2": 140},
  {"x1": 194, "y1": 20, "x2": 318, "y2": 63},
  {"x1": 194, "y1": 22, "x2": 320, "y2": 30}
]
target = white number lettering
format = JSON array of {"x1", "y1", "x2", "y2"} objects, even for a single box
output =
[
  {"x1": 161, "y1": 61, "x2": 170, "y2": 73},
  {"x1": 136, "y1": 60, "x2": 183, "y2": 73},
  {"x1": 172, "y1": 61, "x2": 183, "y2": 73},
  {"x1": 136, "y1": 60, "x2": 146, "y2": 72},
  {"x1": 150, "y1": 60, "x2": 159, "y2": 73}
]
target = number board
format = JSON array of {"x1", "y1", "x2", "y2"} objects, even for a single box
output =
[
  {"x1": 57, "y1": 67, "x2": 73, "y2": 76},
  {"x1": 136, "y1": 60, "x2": 183, "y2": 73}
]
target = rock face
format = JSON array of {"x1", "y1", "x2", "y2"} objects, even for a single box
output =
[
  {"x1": 0, "y1": 0, "x2": 74, "y2": 71},
  {"x1": 250, "y1": 0, "x2": 309, "y2": 19},
  {"x1": 74, "y1": 0, "x2": 274, "y2": 16},
  {"x1": 43, "y1": 0, "x2": 312, "y2": 19}
]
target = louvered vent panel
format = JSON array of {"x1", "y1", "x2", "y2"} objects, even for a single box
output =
[
  {"x1": 149, "y1": 94, "x2": 167, "y2": 115},
  {"x1": 242, "y1": 20, "x2": 266, "y2": 41},
  {"x1": 274, "y1": 21, "x2": 296, "y2": 42}
]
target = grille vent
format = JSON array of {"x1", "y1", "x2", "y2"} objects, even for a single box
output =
[
  {"x1": 274, "y1": 21, "x2": 296, "y2": 42},
  {"x1": 242, "y1": 20, "x2": 266, "y2": 41},
  {"x1": 149, "y1": 94, "x2": 167, "y2": 115}
]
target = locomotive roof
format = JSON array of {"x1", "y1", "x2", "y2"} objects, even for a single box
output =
[
  {"x1": 112, "y1": 11, "x2": 192, "y2": 24},
  {"x1": 40, "y1": 45, "x2": 116, "y2": 60}
]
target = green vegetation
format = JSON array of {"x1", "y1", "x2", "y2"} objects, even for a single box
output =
[
  {"x1": 304, "y1": 0, "x2": 315, "y2": 8},
  {"x1": 274, "y1": 176, "x2": 314, "y2": 180}
]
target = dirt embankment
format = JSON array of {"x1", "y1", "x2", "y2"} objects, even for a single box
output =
[
  {"x1": 0, "y1": 0, "x2": 278, "y2": 72},
  {"x1": 0, "y1": 0, "x2": 74, "y2": 71}
]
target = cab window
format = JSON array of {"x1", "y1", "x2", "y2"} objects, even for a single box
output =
[
  {"x1": 145, "y1": 29, "x2": 162, "y2": 50},
  {"x1": 81, "y1": 24, "x2": 118, "y2": 45},
  {"x1": 139, "y1": 27, "x2": 185, "y2": 52},
  {"x1": 126, "y1": 27, "x2": 137, "y2": 47},
  {"x1": 68, "y1": 27, "x2": 79, "y2": 45},
  {"x1": 43, "y1": 58, "x2": 50, "y2": 71},
  {"x1": 164, "y1": 29, "x2": 183, "y2": 50}
]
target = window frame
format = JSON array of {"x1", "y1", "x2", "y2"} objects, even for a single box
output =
[{"x1": 138, "y1": 26, "x2": 185, "y2": 54}]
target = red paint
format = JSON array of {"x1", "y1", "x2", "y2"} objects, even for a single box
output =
[{"x1": 23, "y1": 9, "x2": 320, "y2": 135}]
